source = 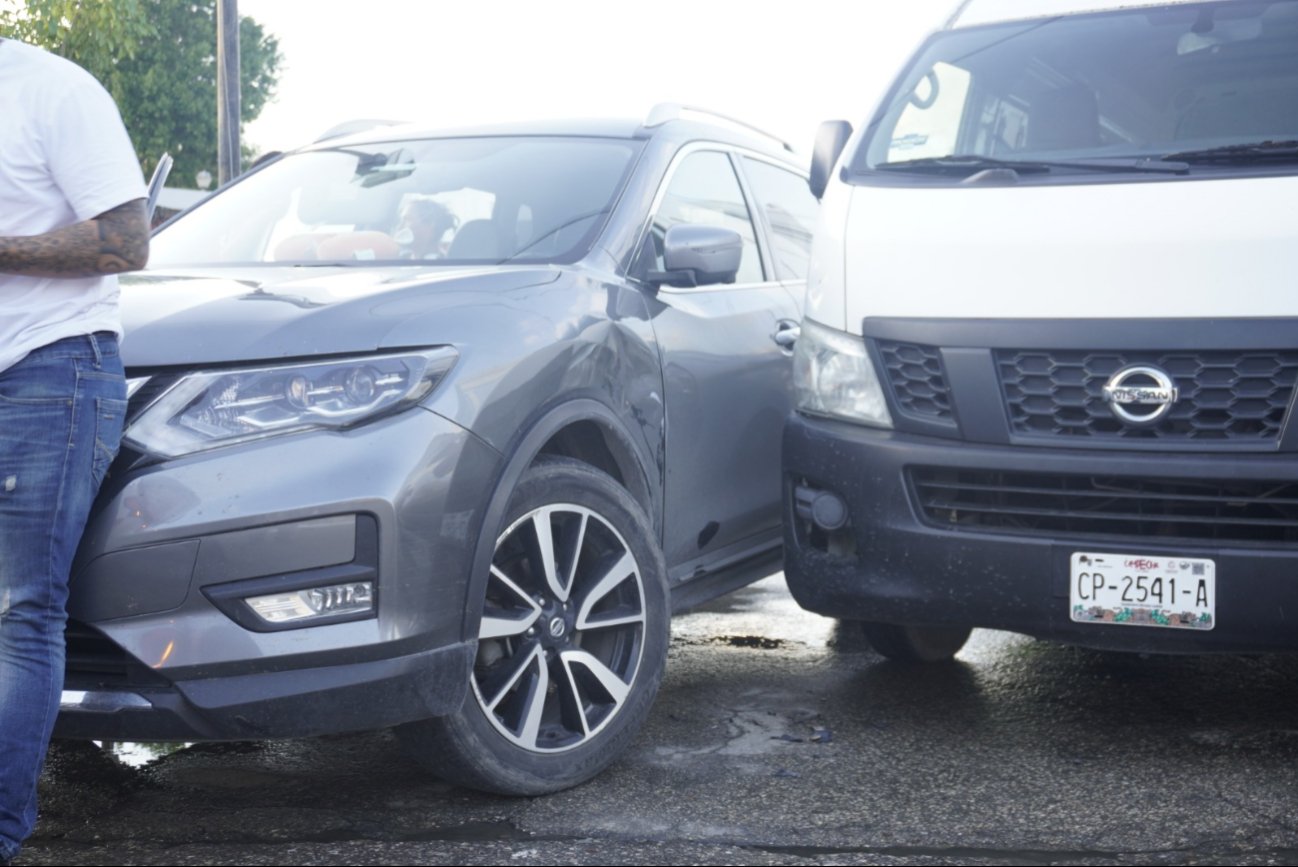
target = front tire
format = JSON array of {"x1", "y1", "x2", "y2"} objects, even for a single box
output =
[{"x1": 398, "y1": 458, "x2": 668, "y2": 795}]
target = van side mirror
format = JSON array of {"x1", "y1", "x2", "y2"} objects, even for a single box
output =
[
  {"x1": 809, "y1": 120, "x2": 853, "y2": 200},
  {"x1": 647, "y1": 225, "x2": 743, "y2": 288}
]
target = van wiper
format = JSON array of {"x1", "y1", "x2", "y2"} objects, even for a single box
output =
[
  {"x1": 874, "y1": 155, "x2": 1188, "y2": 175},
  {"x1": 1160, "y1": 140, "x2": 1298, "y2": 164}
]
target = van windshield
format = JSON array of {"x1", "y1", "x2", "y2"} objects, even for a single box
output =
[{"x1": 857, "y1": 1, "x2": 1298, "y2": 178}]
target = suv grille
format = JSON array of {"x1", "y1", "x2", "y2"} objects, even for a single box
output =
[
  {"x1": 878, "y1": 341, "x2": 953, "y2": 423},
  {"x1": 911, "y1": 467, "x2": 1298, "y2": 545},
  {"x1": 996, "y1": 349, "x2": 1298, "y2": 442},
  {"x1": 64, "y1": 620, "x2": 165, "y2": 688}
]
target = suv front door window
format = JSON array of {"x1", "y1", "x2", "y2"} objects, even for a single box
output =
[{"x1": 647, "y1": 150, "x2": 765, "y2": 285}]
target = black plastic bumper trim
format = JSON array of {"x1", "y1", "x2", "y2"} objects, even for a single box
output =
[
  {"x1": 54, "y1": 639, "x2": 474, "y2": 741},
  {"x1": 782, "y1": 412, "x2": 1298, "y2": 654}
]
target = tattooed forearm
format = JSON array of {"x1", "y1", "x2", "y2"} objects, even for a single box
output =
[
  {"x1": 0, "y1": 198, "x2": 149, "y2": 278},
  {"x1": 94, "y1": 199, "x2": 150, "y2": 273}
]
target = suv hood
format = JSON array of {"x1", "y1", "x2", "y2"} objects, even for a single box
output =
[{"x1": 119, "y1": 265, "x2": 561, "y2": 367}]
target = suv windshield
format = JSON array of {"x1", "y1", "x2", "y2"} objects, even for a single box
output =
[
  {"x1": 151, "y1": 136, "x2": 641, "y2": 266},
  {"x1": 857, "y1": 1, "x2": 1298, "y2": 178}
]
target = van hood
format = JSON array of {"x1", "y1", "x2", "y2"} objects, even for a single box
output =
[
  {"x1": 118, "y1": 265, "x2": 561, "y2": 367},
  {"x1": 953, "y1": 0, "x2": 1209, "y2": 28},
  {"x1": 838, "y1": 174, "x2": 1298, "y2": 330}
]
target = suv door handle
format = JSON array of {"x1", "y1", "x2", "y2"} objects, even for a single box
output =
[{"x1": 772, "y1": 319, "x2": 800, "y2": 352}]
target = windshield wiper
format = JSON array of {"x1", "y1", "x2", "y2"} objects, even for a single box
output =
[
  {"x1": 874, "y1": 155, "x2": 1189, "y2": 176},
  {"x1": 1160, "y1": 140, "x2": 1298, "y2": 164}
]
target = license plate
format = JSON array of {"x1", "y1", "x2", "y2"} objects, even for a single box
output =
[{"x1": 1070, "y1": 552, "x2": 1215, "y2": 630}]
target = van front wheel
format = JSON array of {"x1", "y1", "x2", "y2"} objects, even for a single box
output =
[{"x1": 860, "y1": 622, "x2": 971, "y2": 663}]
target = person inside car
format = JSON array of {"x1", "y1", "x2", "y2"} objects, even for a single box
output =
[{"x1": 394, "y1": 196, "x2": 458, "y2": 260}]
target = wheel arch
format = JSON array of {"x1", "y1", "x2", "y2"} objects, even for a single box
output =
[
  {"x1": 459, "y1": 399, "x2": 660, "y2": 644},
  {"x1": 532, "y1": 418, "x2": 654, "y2": 525}
]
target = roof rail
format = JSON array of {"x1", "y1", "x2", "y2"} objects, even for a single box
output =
[
  {"x1": 314, "y1": 118, "x2": 408, "y2": 143},
  {"x1": 943, "y1": 0, "x2": 976, "y2": 29},
  {"x1": 642, "y1": 103, "x2": 795, "y2": 153}
]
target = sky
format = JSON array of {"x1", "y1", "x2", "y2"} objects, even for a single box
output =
[{"x1": 237, "y1": 0, "x2": 953, "y2": 162}]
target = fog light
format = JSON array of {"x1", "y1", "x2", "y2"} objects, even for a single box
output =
[
  {"x1": 794, "y1": 484, "x2": 849, "y2": 531},
  {"x1": 244, "y1": 581, "x2": 374, "y2": 624}
]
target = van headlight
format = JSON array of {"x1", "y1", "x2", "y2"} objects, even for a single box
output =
[
  {"x1": 124, "y1": 348, "x2": 457, "y2": 458},
  {"x1": 792, "y1": 318, "x2": 893, "y2": 428}
]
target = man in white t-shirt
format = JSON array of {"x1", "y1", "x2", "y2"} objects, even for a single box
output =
[{"x1": 0, "y1": 38, "x2": 148, "y2": 865}]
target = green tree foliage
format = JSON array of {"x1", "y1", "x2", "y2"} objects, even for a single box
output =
[
  {"x1": 1, "y1": 0, "x2": 282, "y2": 183},
  {"x1": 0, "y1": 1, "x2": 152, "y2": 80}
]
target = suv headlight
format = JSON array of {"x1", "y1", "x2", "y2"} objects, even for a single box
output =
[
  {"x1": 792, "y1": 318, "x2": 892, "y2": 428},
  {"x1": 124, "y1": 348, "x2": 457, "y2": 458}
]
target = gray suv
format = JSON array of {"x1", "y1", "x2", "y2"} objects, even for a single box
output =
[{"x1": 58, "y1": 106, "x2": 818, "y2": 794}]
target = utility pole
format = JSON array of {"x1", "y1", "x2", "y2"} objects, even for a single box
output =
[{"x1": 216, "y1": 0, "x2": 240, "y2": 185}]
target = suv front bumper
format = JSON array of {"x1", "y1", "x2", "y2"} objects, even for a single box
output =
[{"x1": 57, "y1": 407, "x2": 498, "y2": 740}]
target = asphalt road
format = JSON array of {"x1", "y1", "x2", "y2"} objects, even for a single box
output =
[{"x1": 19, "y1": 575, "x2": 1298, "y2": 866}]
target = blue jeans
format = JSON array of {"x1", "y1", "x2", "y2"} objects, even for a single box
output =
[{"x1": 0, "y1": 333, "x2": 125, "y2": 861}]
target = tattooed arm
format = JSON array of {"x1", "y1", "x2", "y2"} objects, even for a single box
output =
[{"x1": 0, "y1": 198, "x2": 149, "y2": 279}]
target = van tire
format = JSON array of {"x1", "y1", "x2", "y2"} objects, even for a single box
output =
[{"x1": 860, "y1": 622, "x2": 971, "y2": 663}]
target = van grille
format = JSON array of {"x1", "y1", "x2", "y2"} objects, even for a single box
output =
[
  {"x1": 996, "y1": 349, "x2": 1298, "y2": 442},
  {"x1": 911, "y1": 467, "x2": 1298, "y2": 545},
  {"x1": 878, "y1": 341, "x2": 953, "y2": 423}
]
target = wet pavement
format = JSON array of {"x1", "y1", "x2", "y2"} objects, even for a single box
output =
[{"x1": 19, "y1": 574, "x2": 1298, "y2": 866}]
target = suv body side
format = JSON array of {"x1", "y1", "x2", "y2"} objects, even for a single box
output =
[{"x1": 58, "y1": 114, "x2": 816, "y2": 775}]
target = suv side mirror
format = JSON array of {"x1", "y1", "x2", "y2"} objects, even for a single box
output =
[
  {"x1": 809, "y1": 120, "x2": 853, "y2": 200},
  {"x1": 648, "y1": 225, "x2": 743, "y2": 288}
]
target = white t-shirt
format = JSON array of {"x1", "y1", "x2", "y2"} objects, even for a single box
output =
[{"x1": 0, "y1": 39, "x2": 147, "y2": 373}]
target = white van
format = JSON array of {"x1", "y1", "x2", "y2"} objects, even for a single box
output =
[{"x1": 784, "y1": 0, "x2": 1298, "y2": 660}]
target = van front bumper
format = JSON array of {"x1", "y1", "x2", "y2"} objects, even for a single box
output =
[{"x1": 782, "y1": 412, "x2": 1298, "y2": 654}]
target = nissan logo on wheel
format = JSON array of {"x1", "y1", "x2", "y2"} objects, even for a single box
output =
[{"x1": 1102, "y1": 365, "x2": 1179, "y2": 426}]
